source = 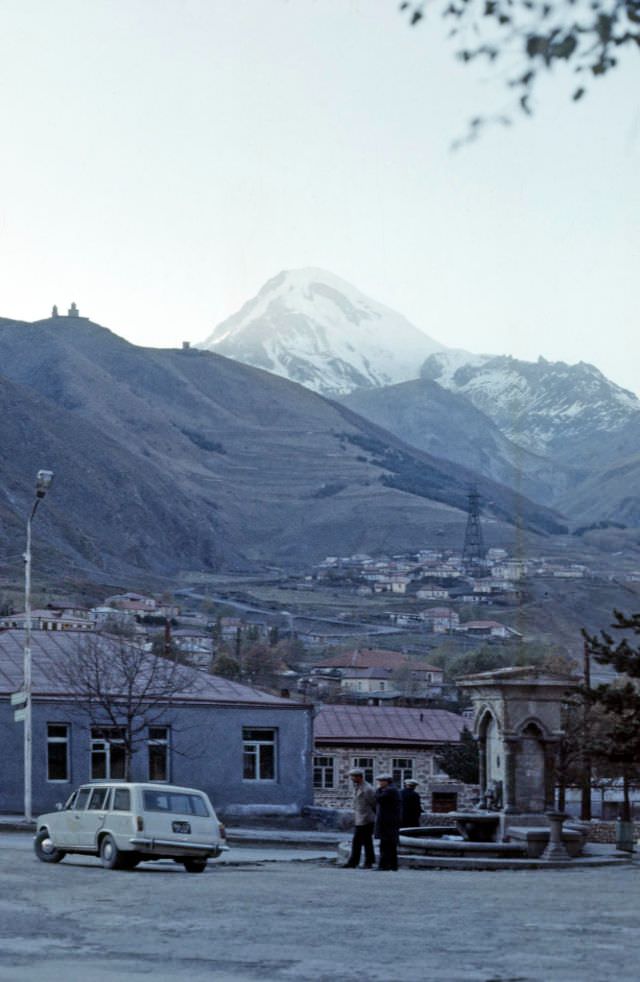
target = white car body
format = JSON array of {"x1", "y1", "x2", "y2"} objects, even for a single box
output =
[{"x1": 35, "y1": 782, "x2": 227, "y2": 872}]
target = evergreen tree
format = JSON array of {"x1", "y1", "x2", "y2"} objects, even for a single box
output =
[
  {"x1": 435, "y1": 727, "x2": 479, "y2": 785},
  {"x1": 583, "y1": 611, "x2": 640, "y2": 821}
]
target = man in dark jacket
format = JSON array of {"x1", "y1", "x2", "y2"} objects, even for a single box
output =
[
  {"x1": 401, "y1": 779, "x2": 422, "y2": 828},
  {"x1": 374, "y1": 773, "x2": 402, "y2": 871}
]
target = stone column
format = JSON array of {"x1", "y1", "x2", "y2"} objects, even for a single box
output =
[
  {"x1": 503, "y1": 739, "x2": 518, "y2": 813},
  {"x1": 542, "y1": 811, "x2": 570, "y2": 861},
  {"x1": 543, "y1": 742, "x2": 557, "y2": 810},
  {"x1": 477, "y1": 736, "x2": 487, "y2": 797}
]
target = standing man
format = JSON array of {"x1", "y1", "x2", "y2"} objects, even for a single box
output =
[
  {"x1": 401, "y1": 778, "x2": 422, "y2": 828},
  {"x1": 341, "y1": 767, "x2": 376, "y2": 869},
  {"x1": 375, "y1": 772, "x2": 402, "y2": 871}
]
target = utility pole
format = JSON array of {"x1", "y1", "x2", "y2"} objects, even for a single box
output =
[{"x1": 580, "y1": 639, "x2": 592, "y2": 821}]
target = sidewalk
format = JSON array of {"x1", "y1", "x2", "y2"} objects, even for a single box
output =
[{"x1": 0, "y1": 813, "x2": 343, "y2": 848}]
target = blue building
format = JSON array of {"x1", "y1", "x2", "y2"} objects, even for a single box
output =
[{"x1": 0, "y1": 630, "x2": 313, "y2": 818}]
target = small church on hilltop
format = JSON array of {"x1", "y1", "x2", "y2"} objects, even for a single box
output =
[{"x1": 51, "y1": 302, "x2": 85, "y2": 319}]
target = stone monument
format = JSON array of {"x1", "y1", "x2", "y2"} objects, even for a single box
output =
[{"x1": 460, "y1": 667, "x2": 577, "y2": 817}]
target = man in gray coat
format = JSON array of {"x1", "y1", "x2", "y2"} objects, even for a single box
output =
[{"x1": 341, "y1": 767, "x2": 376, "y2": 869}]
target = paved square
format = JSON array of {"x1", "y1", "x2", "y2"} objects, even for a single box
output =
[{"x1": 0, "y1": 834, "x2": 637, "y2": 981}]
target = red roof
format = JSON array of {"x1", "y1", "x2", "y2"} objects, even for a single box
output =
[
  {"x1": 314, "y1": 705, "x2": 466, "y2": 746},
  {"x1": 314, "y1": 649, "x2": 440, "y2": 672}
]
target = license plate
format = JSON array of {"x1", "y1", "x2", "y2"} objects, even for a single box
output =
[{"x1": 172, "y1": 821, "x2": 191, "y2": 834}]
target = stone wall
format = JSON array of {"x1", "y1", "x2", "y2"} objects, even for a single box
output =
[
  {"x1": 578, "y1": 820, "x2": 640, "y2": 844},
  {"x1": 313, "y1": 744, "x2": 478, "y2": 812}
]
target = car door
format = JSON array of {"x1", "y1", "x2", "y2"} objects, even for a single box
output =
[
  {"x1": 75, "y1": 786, "x2": 112, "y2": 849},
  {"x1": 57, "y1": 786, "x2": 92, "y2": 848}
]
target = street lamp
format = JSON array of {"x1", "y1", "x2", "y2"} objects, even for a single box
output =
[{"x1": 23, "y1": 469, "x2": 54, "y2": 822}]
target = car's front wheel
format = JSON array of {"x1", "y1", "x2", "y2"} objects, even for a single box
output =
[
  {"x1": 34, "y1": 829, "x2": 66, "y2": 864},
  {"x1": 100, "y1": 834, "x2": 124, "y2": 870},
  {"x1": 183, "y1": 858, "x2": 207, "y2": 873}
]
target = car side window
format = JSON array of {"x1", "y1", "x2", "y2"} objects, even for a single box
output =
[
  {"x1": 88, "y1": 787, "x2": 110, "y2": 810},
  {"x1": 64, "y1": 791, "x2": 77, "y2": 810},
  {"x1": 112, "y1": 788, "x2": 131, "y2": 811},
  {"x1": 75, "y1": 788, "x2": 91, "y2": 810}
]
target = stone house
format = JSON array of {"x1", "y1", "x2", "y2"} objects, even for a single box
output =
[
  {"x1": 0, "y1": 630, "x2": 312, "y2": 818},
  {"x1": 312, "y1": 704, "x2": 476, "y2": 815}
]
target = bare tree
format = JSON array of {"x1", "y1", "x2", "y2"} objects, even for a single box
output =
[{"x1": 58, "y1": 633, "x2": 197, "y2": 780}]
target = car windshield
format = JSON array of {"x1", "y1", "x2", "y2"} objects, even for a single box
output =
[{"x1": 142, "y1": 790, "x2": 210, "y2": 817}]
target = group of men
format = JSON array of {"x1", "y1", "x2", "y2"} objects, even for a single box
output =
[{"x1": 341, "y1": 768, "x2": 422, "y2": 872}]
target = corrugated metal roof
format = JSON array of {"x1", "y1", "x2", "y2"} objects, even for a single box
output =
[
  {"x1": 0, "y1": 630, "x2": 297, "y2": 707},
  {"x1": 314, "y1": 704, "x2": 466, "y2": 745}
]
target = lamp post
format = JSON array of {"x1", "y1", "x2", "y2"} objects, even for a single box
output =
[{"x1": 23, "y1": 469, "x2": 54, "y2": 822}]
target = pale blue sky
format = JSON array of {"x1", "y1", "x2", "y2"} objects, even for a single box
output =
[{"x1": 1, "y1": 0, "x2": 638, "y2": 392}]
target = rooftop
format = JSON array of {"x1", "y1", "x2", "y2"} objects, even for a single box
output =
[{"x1": 314, "y1": 704, "x2": 466, "y2": 745}]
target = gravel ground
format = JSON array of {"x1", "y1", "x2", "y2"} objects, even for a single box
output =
[{"x1": 0, "y1": 832, "x2": 637, "y2": 982}]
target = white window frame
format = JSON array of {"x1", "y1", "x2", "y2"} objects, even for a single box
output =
[
  {"x1": 90, "y1": 726, "x2": 126, "y2": 781},
  {"x1": 351, "y1": 757, "x2": 374, "y2": 784},
  {"x1": 313, "y1": 755, "x2": 335, "y2": 789},
  {"x1": 242, "y1": 728, "x2": 277, "y2": 781},
  {"x1": 147, "y1": 726, "x2": 170, "y2": 782},
  {"x1": 46, "y1": 723, "x2": 70, "y2": 783},
  {"x1": 392, "y1": 757, "x2": 414, "y2": 785}
]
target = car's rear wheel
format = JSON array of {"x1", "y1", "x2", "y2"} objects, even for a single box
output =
[
  {"x1": 183, "y1": 858, "x2": 207, "y2": 873},
  {"x1": 100, "y1": 834, "x2": 124, "y2": 870},
  {"x1": 34, "y1": 829, "x2": 66, "y2": 864}
]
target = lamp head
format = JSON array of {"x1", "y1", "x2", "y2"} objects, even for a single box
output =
[{"x1": 35, "y1": 470, "x2": 54, "y2": 498}]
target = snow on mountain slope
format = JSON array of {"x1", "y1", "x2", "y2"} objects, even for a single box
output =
[
  {"x1": 199, "y1": 268, "x2": 468, "y2": 395},
  {"x1": 422, "y1": 353, "x2": 640, "y2": 459}
]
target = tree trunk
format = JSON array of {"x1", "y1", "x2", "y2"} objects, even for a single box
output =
[{"x1": 622, "y1": 770, "x2": 631, "y2": 823}]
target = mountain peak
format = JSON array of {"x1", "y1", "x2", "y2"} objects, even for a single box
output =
[{"x1": 198, "y1": 268, "x2": 455, "y2": 395}]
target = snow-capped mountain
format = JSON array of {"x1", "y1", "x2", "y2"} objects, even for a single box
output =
[
  {"x1": 199, "y1": 268, "x2": 465, "y2": 395},
  {"x1": 422, "y1": 353, "x2": 640, "y2": 461}
]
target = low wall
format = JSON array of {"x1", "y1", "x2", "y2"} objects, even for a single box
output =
[{"x1": 578, "y1": 820, "x2": 640, "y2": 844}]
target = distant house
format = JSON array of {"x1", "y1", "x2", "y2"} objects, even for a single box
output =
[
  {"x1": 312, "y1": 705, "x2": 475, "y2": 814},
  {"x1": 0, "y1": 630, "x2": 312, "y2": 817},
  {"x1": 0, "y1": 608, "x2": 93, "y2": 632},
  {"x1": 456, "y1": 620, "x2": 522, "y2": 640},
  {"x1": 103, "y1": 592, "x2": 157, "y2": 613},
  {"x1": 420, "y1": 607, "x2": 460, "y2": 633},
  {"x1": 307, "y1": 649, "x2": 444, "y2": 700}
]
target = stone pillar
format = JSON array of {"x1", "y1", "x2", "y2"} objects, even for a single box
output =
[
  {"x1": 503, "y1": 739, "x2": 518, "y2": 814},
  {"x1": 477, "y1": 736, "x2": 487, "y2": 797},
  {"x1": 542, "y1": 811, "x2": 570, "y2": 861},
  {"x1": 543, "y1": 742, "x2": 557, "y2": 811}
]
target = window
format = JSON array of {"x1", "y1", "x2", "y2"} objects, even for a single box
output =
[
  {"x1": 431, "y1": 791, "x2": 458, "y2": 813},
  {"x1": 75, "y1": 787, "x2": 91, "y2": 810},
  {"x1": 112, "y1": 788, "x2": 131, "y2": 811},
  {"x1": 142, "y1": 789, "x2": 210, "y2": 817},
  {"x1": 243, "y1": 728, "x2": 277, "y2": 781},
  {"x1": 148, "y1": 726, "x2": 170, "y2": 782},
  {"x1": 88, "y1": 787, "x2": 111, "y2": 810},
  {"x1": 46, "y1": 724, "x2": 70, "y2": 782},
  {"x1": 91, "y1": 727, "x2": 126, "y2": 780},
  {"x1": 313, "y1": 755, "x2": 335, "y2": 789},
  {"x1": 392, "y1": 758, "x2": 414, "y2": 785},
  {"x1": 351, "y1": 757, "x2": 374, "y2": 784}
]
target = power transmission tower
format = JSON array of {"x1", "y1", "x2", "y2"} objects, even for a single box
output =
[{"x1": 462, "y1": 486, "x2": 486, "y2": 571}]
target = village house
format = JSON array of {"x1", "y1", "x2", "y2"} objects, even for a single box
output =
[
  {"x1": 0, "y1": 630, "x2": 313, "y2": 818},
  {"x1": 456, "y1": 620, "x2": 523, "y2": 640},
  {"x1": 312, "y1": 704, "x2": 475, "y2": 814},
  {"x1": 419, "y1": 607, "x2": 460, "y2": 633},
  {"x1": 305, "y1": 648, "x2": 444, "y2": 701},
  {"x1": 0, "y1": 607, "x2": 94, "y2": 632}
]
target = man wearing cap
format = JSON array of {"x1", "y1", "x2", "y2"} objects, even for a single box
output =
[
  {"x1": 340, "y1": 768, "x2": 376, "y2": 869},
  {"x1": 375, "y1": 773, "x2": 402, "y2": 871},
  {"x1": 401, "y1": 779, "x2": 422, "y2": 828}
]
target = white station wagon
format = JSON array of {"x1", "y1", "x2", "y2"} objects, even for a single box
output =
[{"x1": 34, "y1": 782, "x2": 227, "y2": 873}]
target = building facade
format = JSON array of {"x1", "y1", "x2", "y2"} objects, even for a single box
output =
[{"x1": 0, "y1": 630, "x2": 313, "y2": 818}]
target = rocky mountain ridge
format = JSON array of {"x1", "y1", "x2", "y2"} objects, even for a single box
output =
[{"x1": 0, "y1": 315, "x2": 564, "y2": 580}]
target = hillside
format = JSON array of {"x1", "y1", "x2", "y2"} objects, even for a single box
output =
[{"x1": 0, "y1": 314, "x2": 565, "y2": 579}]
